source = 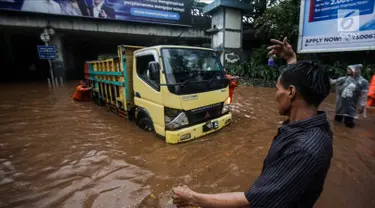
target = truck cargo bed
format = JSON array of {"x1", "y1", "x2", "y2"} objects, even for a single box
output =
[{"x1": 85, "y1": 45, "x2": 143, "y2": 118}]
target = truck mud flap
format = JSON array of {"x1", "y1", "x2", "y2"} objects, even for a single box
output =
[{"x1": 118, "y1": 109, "x2": 127, "y2": 119}]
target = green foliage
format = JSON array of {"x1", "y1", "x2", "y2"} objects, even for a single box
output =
[
  {"x1": 297, "y1": 52, "x2": 375, "y2": 80},
  {"x1": 362, "y1": 66, "x2": 375, "y2": 80},
  {"x1": 226, "y1": 46, "x2": 280, "y2": 82},
  {"x1": 254, "y1": 0, "x2": 300, "y2": 46},
  {"x1": 328, "y1": 60, "x2": 347, "y2": 78},
  {"x1": 226, "y1": 58, "x2": 375, "y2": 83},
  {"x1": 323, "y1": 61, "x2": 375, "y2": 80}
]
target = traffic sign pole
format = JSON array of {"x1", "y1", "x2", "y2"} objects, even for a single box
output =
[
  {"x1": 40, "y1": 31, "x2": 55, "y2": 87},
  {"x1": 45, "y1": 41, "x2": 55, "y2": 87}
]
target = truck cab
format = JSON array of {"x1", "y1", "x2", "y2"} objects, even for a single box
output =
[{"x1": 133, "y1": 46, "x2": 232, "y2": 143}]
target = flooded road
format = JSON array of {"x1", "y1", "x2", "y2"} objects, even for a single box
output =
[{"x1": 0, "y1": 83, "x2": 374, "y2": 208}]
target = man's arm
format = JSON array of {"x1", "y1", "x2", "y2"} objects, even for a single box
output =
[
  {"x1": 360, "y1": 90, "x2": 368, "y2": 107},
  {"x1": 173, "y1": 149, "x2": 322, "y2": 208},
  {"x1": 80, "y1": 87, "x2": 92, "y2": 91},
  {"x1": 330, "y1": 77, "x2": 346, "y2": 86},
  {"x1": 268, "y1": 37, "x2": 297, "y2": 65},
  {"x1": 194, "y1": 192, "x2": 249, "y2": 208},
  {"x1": 172, "y1": 188, "x2": 249, "y2": 208}
]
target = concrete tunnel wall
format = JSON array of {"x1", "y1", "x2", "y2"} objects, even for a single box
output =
[{"x1": 0, "y1": 11, "x2": 210, "y2": 39}]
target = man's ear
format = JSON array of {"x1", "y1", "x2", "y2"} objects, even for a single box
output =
[{"x1": 288, "y1": 85, "x2": 297, "y2": 99}]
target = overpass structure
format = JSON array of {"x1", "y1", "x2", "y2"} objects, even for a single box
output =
[{"x1": 0, "y1": 0, "x2": 255, "y2": 81}]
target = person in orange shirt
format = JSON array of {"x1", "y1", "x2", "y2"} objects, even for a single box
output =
[
  {"x1": 225, "y1": 71, "x2": 239, "y2": 103},
  {"x1": 72, "y1": 80, "x2": 92, "y2": 101},
  {"x1": 367, "y1": 73, "x2": 375, "y2": 107}
]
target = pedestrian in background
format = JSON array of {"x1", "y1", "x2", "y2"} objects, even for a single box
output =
[
  {"x1": 331, "y1": 64, "x2": 369, "y2": 128},
  {"x1": 224, "y1": 69, "x2": 239, "y2": 103}
]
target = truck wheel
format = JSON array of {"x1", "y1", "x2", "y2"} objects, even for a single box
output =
[
  {"x1": 128, "y1": 108, "x2": 136, "y2": 121},
  {"x1": 138, "y1": 116, "x2": 154, "y2": 132}
]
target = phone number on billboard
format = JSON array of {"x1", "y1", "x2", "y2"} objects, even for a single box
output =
[
  {"x1": 353, "y1": 34, "x2": 375, "y2": 40},
  {"x1": 345, "y1": 34, "x2": 375, "y2": 40}
]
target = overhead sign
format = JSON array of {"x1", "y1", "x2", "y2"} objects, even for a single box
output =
[
  {"x1": 0, "y1": 0, "x2": 192, "y2": 26},
  {"x1": 298, "y1": 0, "x2": 375, "y2": 53},
  {"x1": 38, "y1": 45, "x2": 57, "y2": 60}
]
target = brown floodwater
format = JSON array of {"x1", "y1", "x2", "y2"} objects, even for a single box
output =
[{"x1": 0, "y1": 83, "x2": 374, "y2": 208}]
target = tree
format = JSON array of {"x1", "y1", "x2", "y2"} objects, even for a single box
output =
[
  {"x1": 249, "y1": 0, "x2": 280, "y2": 17},
  {"x1": 254, "y1": 0, "x2": 300, "y2": 46}
]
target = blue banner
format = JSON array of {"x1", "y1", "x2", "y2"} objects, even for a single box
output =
[{"x1": 0, "y1": 0, "x2": 192, "y2": 26}]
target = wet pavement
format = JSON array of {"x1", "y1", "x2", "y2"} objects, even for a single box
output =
[{"x1": 0, "y1": 83, "x2": 374, "y2": 208}]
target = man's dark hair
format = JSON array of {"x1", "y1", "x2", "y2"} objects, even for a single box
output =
[{"x1": 279, "y1": 61, "x2": 331, "y2": 107}]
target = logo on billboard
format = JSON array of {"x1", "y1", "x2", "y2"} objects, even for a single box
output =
[{"x1": 337, "y1": 9, "x2": 360, "y2": 32}]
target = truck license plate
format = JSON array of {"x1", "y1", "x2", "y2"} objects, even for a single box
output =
[{"x1": 203, "y1": 120, "x2": 219, "y2": 132}]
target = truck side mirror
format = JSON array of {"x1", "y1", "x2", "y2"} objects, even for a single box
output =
[{"x1": 148, "y1": 61, "x2": 160, "y2": 82}]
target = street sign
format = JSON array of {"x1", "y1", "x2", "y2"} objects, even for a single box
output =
[{"x1": 37, "y1": 45, "x2": 57, "y2": 60}]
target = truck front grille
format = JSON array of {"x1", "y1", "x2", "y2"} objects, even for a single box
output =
[{"x1": 186, "y1": 103, "x2": 223, "y2": 125}]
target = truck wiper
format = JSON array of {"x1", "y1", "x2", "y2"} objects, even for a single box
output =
[
  {"x1": 180, "y1": 71, "x2": 224, "y2": 86},
  {"x1": 180, "y1": 70, "x2": 200, "y2": 87},
  {"x1": 180, "y1": 78, "x2": 193, "y2": 87},
  {"x1": 208, "y1": 71, "x2": 224, "y2": 84}
]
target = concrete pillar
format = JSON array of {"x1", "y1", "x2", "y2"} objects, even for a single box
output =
[
  {"x1": 50, "y1": 34, "x2": 66, "y2": 80},
  {"x1": 203, "y1": 0, "x2": 252, "y2": 66}
]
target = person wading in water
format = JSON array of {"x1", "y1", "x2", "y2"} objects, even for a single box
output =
[
  {"x1": 331, "y1": 64, "x2": 369, "y2": 128},
  {"x1": 72, "y1": 80, "x2": 92, "y2": 101}
]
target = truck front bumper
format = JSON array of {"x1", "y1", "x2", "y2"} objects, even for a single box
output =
[{"x1": 165, "y1": 113, "x2": 232, "y2": 144}]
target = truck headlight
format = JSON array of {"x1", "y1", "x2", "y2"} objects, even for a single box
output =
[
  {"x1": 165, "y1": 108, "x2": 189, "y2": 130},
  {"x1": 222, "y1": 97, "x2": 231, "y2": 114}
]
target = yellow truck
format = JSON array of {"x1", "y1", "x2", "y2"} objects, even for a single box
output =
[{"x1": 86, "y1": 45, "x2": 232, "y2": 144}]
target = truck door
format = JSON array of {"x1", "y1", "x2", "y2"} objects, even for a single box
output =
[{"x1": 133, "y1": 50, "x2": 164, "y2": 136}]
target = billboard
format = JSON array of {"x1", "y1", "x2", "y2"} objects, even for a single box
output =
[
  {"x1": 298, "y1": 0, "x2": 375, "y2": 53},
  {"x1": 0, "y1": 0, "x2": 192, "y2": 26}
]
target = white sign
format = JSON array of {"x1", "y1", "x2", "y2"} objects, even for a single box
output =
[
  {"x1": 298, "y1": 0, "x2": 375, "y2": 53},
  {"x1": 40, "y1": 32, "x2": 50, "y2": 43}
]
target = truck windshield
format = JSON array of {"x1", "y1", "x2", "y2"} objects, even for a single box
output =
[{"x1": 161, "y1": 48, "x2": 228, "y2": 95}]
